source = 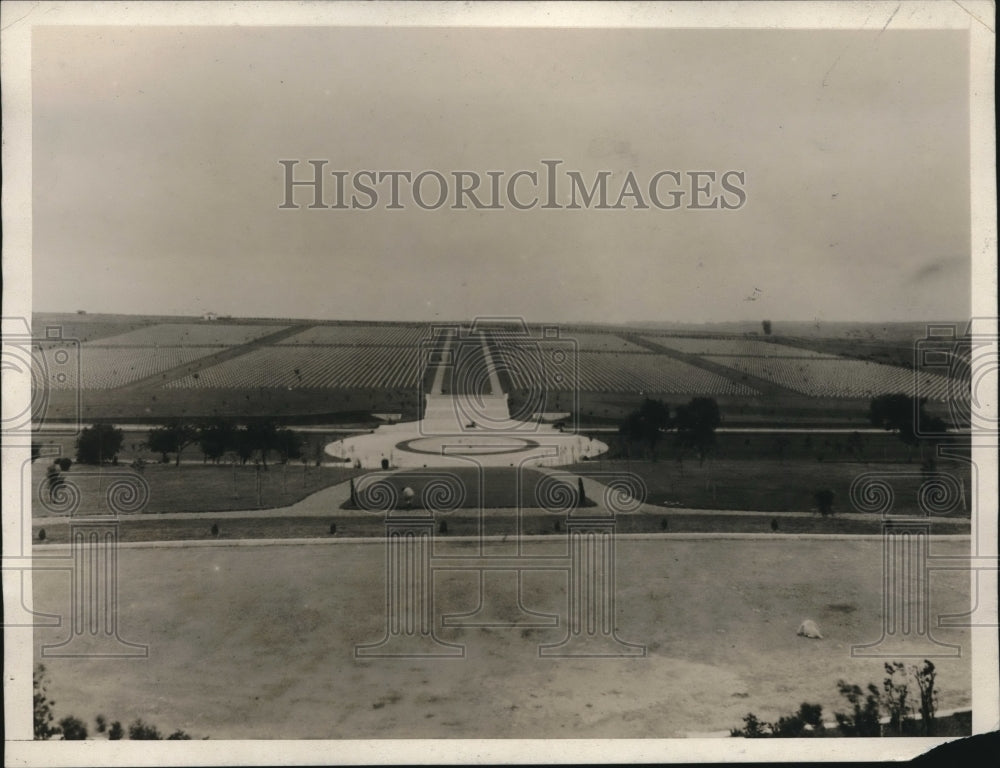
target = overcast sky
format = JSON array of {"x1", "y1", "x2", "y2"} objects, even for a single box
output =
[{"x1": 32, "y1": 26, "x2": 969, "y2": 324}]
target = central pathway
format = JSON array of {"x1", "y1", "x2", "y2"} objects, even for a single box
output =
[
  {"x1": 477, "y1": 330, "x2": 503, "y2": 396},
  {"x1": 326, "y1": 326, "x2": 608, "y2": 468},
  {"x1": 429, "y1": 328, "x2": 454, "y2": 396}
]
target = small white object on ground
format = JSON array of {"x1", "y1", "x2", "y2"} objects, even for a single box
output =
[{"x1": 797, "y1": 619, "x2": 823, "y2": 639}]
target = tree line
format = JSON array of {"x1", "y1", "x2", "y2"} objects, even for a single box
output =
[
  {"x1": 71, "y1": 420, "x2": 303, "y2": 467},
  {"x1": 618, "y1": 393, "x2": 950, "y2": 466},
  {"x1": 618, "y1": 396, "x2": 721, "y2": 463}
]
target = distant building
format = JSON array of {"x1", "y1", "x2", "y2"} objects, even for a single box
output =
[{"x1": 202, "y1": 311, "x2": 218, "y2": 321}]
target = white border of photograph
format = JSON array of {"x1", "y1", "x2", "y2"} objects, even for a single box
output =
[{"x1": 2, "y1": 1, "x2": 996, "y2": 765}]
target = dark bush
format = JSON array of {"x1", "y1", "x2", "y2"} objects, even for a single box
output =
[
  {"x1": 33, "y1": 664, "x2": 59, "y2": 740},
  {"x1": 128, "y1": 719, "x2": 163, "y2": 740},
  {"x1": 58, "y1": 716, "x2": 88, "y2": 740},
  {"x1": 814, "y1": 489, "x2": 835, "y2": 516}
]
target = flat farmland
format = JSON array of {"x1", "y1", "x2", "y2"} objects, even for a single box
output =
[{"x1": 32, "y1": 537, "x2": 972, "y2": 739}]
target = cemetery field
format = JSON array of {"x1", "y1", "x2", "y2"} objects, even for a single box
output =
[
  {"x1": 31, "y1": 537, "x2": 972, "y2": 739},
  {"x1": 31, "y1": 313, "x2": 969, "y2": 427}
]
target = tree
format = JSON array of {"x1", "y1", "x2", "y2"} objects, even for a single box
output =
[
  {"x1": 619, "y1": 398, "x2": 672, "y2": 460},
  {"x1": 147, "y1": 423, "x2": 198, "y2": 466},
  {"x1": 914, "y1": 660, "x2": 938, "y2": 736},
  {"x1": 762, "y1": 319, "x2": 772, "y2": 336},
  {"x1": 234, "y1": 427, "x2": 255, "y2": 464},
  {"x1": 675, "y1": 397, "x2": 720, "y2": 465},
  {"x1": 57, "y1": 457, "x2": 72, "y2": 471},
  {"x1": 108, "y1": 721, "x2": 124, "y2": 740},
  {"x1": 58, "y1": 715, "x2": 88, "y2": 740},
  {"x1": 76, "y1": 423, "x2": 124, "y2": 465},
  {"x1": 274, "y1": 428, "x2": 302, "y2": 463},
  {"x1": 882, "y1": 662, "x2": 911, "y2": 736},
  {"x1": 869, "y1": 394, "x2": 947, "y2": 463},
  {"x1": 34, "y1": 664, "x2": 60, "y2": 740},
  {"x1": 834, "y1": 680, "x2": 883, "y2": 736},
  {"x1": 244, "y1": 420, "x2": 279, "y2": 466},
  {"x1": 198, "y1": 420, "x2": 236, "y2": 463}
]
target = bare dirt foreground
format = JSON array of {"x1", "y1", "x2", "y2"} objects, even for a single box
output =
[{"x1": 32, "y1": 537, "x2": 971, "y2": 739}]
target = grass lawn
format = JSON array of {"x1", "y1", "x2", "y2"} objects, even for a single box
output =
[
  {"x1": 32, "y1": 538, "x2": 972, "y2": 739},
  {"x1": 31, "y1": 462, "x2": 368, "y2": 517},
  {"x1": 344, "y1": 467, "x2": 593, "y2": 511},
  {"x1": 31, "y1": 508, "x2": 970, "y2": 545},
  {"x1": 568, "y1": 457, "x2": 972, "y2": 517}
]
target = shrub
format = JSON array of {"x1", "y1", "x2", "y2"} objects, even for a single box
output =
[
  {"x1": 56, "y1": 457, "x2": 72, "y2": 471},
  {"x1": 33, "y1": 664, "x2": 59, "y2": 740},
  {"x1": 38, "y1": 528, "x2": 46, "y2": 541},
  {"x1": 108, "y1": 721, "x2": 124, "y2": 740},
  {"x1": 128, "y1": 719, "x2": 163, "y2": 740},
  {"x1": 731, "y1": 704, "x2": 825, "y2": 738},
  {"x1": 211, "y1": 523, "x2": 219, "y2": 537},
  {"x1": 814, "y1": 489, "x2": 835, "y2": 516},
  {"x1": 731, "y1": 712, "x2": 770, "y2": 738},
  {"x1": 58, "y1": 715, "x2": 88, "y2": 740}
]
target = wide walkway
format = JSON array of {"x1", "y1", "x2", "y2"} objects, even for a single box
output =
[{"x1": 327, "y1": 327, "x2": 608, "y2": 469}]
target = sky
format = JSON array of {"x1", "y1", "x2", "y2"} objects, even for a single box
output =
[{"x1": 31, "y1": 26, "x2": 970, "y2": 324}]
